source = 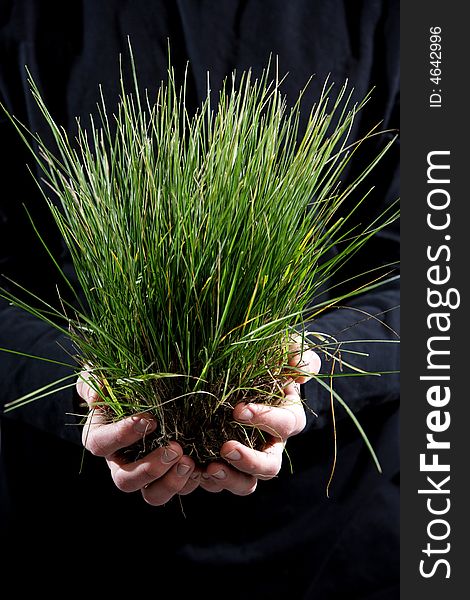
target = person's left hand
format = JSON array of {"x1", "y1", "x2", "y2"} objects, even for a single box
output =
[{"x1": 193, "y1": 342, "x2": 320, "y2": 496}]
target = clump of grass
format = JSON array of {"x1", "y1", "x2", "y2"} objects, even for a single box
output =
[{"x1": 1, "y1": 49, "x2": 398, "y2": 465}]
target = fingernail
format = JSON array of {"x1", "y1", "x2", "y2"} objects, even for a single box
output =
[
  {"x1": 201, "y1": 473, "x2": 211, "y2": 480},
  {"x1": 212, "y1": 469, "x2": 227, "y2": 480},
  {"x1": 161, "y1": 448, "x2": 179, "y2": 464},
  {"x1": 133, "y1": 417, "x2": 155, "y2": 434},
  {"x1": 238, "y1": 406, "x2": 253, "y2": 421},
  {"x1": 177, "y1": 463, "x2": 191, "y2": 476},
  {"x1": 224, "y1": 449, "x2": 241, "y2": 461}
]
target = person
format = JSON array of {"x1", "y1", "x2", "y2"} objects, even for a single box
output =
[{"x1": 0, "y1": 1, "x2": 399, "y2": 598}]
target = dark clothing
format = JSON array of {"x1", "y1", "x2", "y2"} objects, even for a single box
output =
[{"x1": 0, "y1": 1, "x2": 399, "y2": 598}]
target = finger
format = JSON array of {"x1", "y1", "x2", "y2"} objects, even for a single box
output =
[
  {"x1": 287, "y1": 347, "x2": 321, "y2": 384},
  {"x1": 233, "y1": 394, "x2": 306, "y2": 441},
  {"x1": 82, "y1": 410, "x2": 157, "y2": 457},
  {"x1": 141, "y1": 456, "x2": 196, "y2": 506},
  {"x1": 76, "y1": 372, "x2": 100, "y2": 406},
  {"x1": 107, "y1": 442, "x2": 186, "y2": 493},
  {"x1": 178, "y1": 470, "x2": 202, "y2": 496},
  {"x1": 220, "y1": 439, "x2": 284, "y2": 480},
  {"x1": 199, "y1": 472, "x2": 224, "y2": 493},
  {"x1": 200, "y1": 462, "x2": 258, "y2": 495}
]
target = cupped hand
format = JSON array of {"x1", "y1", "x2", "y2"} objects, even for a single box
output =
[
  {"x1": 77, "y1": 338, "x2": 320, "y2": 503},
  {"x1": 198, "y1": 340, "x2": 321, "y2": 495},
  {"x1": 78, "y1": 373, "x2": 199, "y2": 507}
]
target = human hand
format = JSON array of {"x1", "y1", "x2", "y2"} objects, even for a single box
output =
[
  {"x1": 77, "y1": 373, "x2": 199, "y2": 506},
  {"x1": 198, "y1": 339, "x2": 321, "y2": 495},
  {"x1": 77, "y1": 338, "x2": 320, "y2": 503}
]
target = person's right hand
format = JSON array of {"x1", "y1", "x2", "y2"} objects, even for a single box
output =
[{"x1": 77, "y1": 372, "x2": 200, "y2": 506}]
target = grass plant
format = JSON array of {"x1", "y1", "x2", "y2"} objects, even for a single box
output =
[{"x1": 1, "y1": 49, "x2": 398, "y2": 466}]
